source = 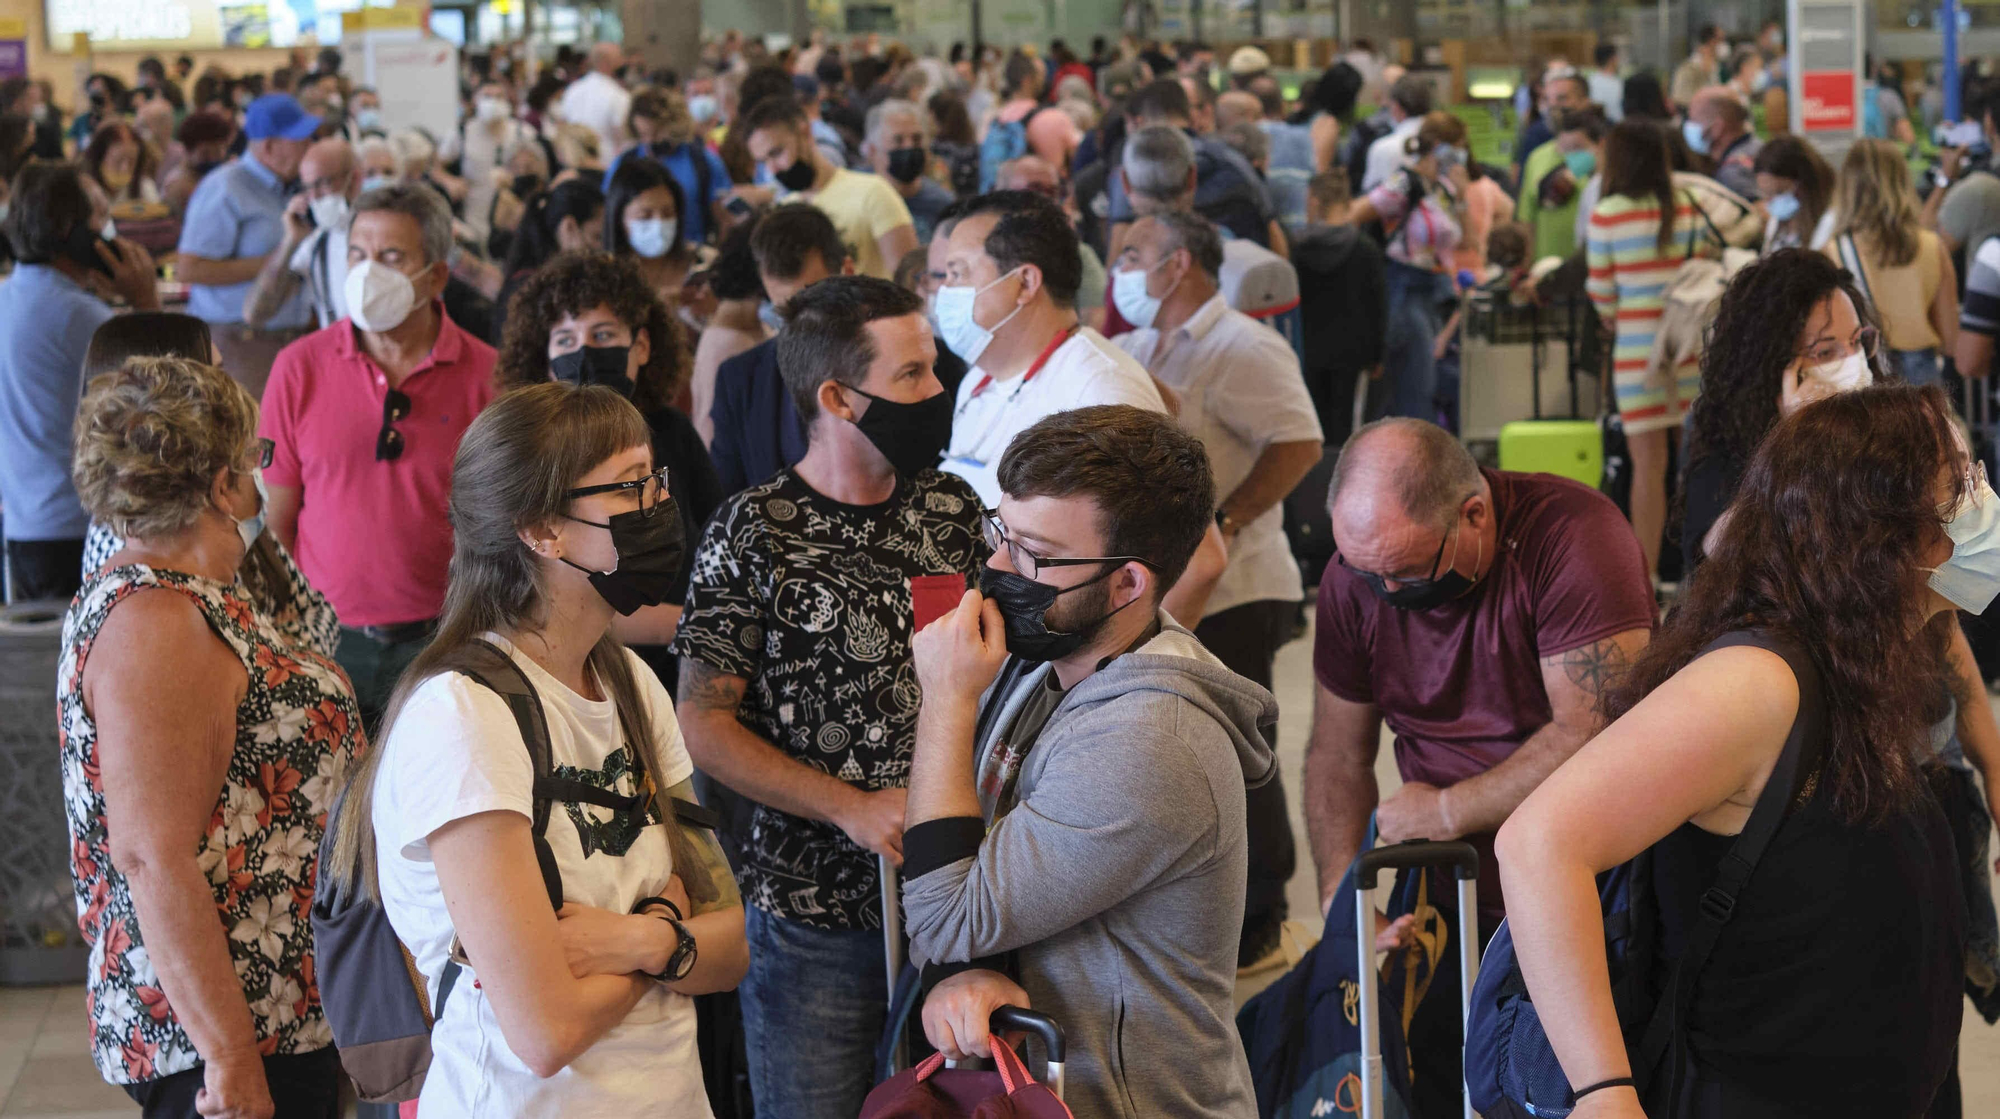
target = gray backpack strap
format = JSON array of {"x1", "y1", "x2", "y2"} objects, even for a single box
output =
[{"x1": 457, "y1": 639, "x2": 564, "y2": 910}]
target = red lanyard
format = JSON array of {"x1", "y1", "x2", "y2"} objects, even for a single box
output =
[{"x1": 966, "y1": 325, "x2": 1080, "y2": 401}]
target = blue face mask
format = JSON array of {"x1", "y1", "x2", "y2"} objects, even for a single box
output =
[
  {"x1": 1563, "y1": 148, "x2": 1596, "y2": 179},
  {"x1": 355, "y1": 107, "x2": 382, "y2": 132},
  {"x1": 361, "y1": 174, "x2": 397, "y2": 194},
  {"x1": 1682, "y1": 119, "x2": 1712, "y2": 156},
  {"x1": 688, "y1": 93, "x2": 718, "y2": 125},
  {"x1": 1768, "y1": 191, "x2": 1801, "y2": 222}
]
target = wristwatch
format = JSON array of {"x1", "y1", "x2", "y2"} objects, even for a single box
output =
[
  {"x1": 632, "y1": 896, "x2": 698, "y2": 982},
  {"x1": 1215, "y1": 508, "x2": 1240, "y2": 536}
]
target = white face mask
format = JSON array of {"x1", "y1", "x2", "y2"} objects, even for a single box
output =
[
  {"x1": 476, "y1": 96, "x2": 512, "y2": 122},
  {"x1": 933, "y1": 266, "x2": 1025, "y2": 367},
  {"x1": 1928, "y1": 475, "x2": 2000, "y2": 614},
  {"x1": 360, "y1": 173, "x2": 397, "y2": 194},
  {"x1": 1805, "y1": 348, "x2": 1872, "y2": 393},
  {"x1": 309, "y1": 193, "x2": 351, "y2": 230},
  {"x1": 235, "y1": 470, "x2": 269, "y2": 553},
  {"x1": 1110, "y1": 257, "x2": 1181, "y2": 330},
  {"x1": 625, "y1": 217, "x2": 676, "y2": 258},
  {"x1": 345, "y1": 259, "x2": 420, "y2": 333}
]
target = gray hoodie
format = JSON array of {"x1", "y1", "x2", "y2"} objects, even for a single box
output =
[{"x1": 903, "y1": 616, "x2": 1278, "y2": 1119}]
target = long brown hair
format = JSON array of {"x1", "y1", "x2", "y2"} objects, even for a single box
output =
[
  {"x1": 327, "y1": 382, "x2": 715, "y2": 906},
  {"x1": 1602, "y1": 119, "x2": 1679, "y2": 252},
  {"x1": 1605, "y1": 384, "x2": 1966, "y2": 824},
  {"x1": 1834, "y1": 138, "x2": 1924, "y2": 268}
]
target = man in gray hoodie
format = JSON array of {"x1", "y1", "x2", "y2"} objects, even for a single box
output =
[{"x1": 901, "y1": 404, "x2": 1273, "y2": 1119}]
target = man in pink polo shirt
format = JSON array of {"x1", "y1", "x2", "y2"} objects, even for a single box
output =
[{"x1": 259, "y1": 182, "x2": 497, "y2": 729}]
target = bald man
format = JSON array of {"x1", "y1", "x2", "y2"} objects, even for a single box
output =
[
  {"x1": 560, "y1": 41, "x2": 634, "y2": 160},
  {"x1": 1305, "y1": 418, "x2": 1654, "y2": 923},
  {"x1": 245, "y1": 137, "x2": 360, "y2": 328},
  {"x1": 1215, "y1": 90, "x2": 1262, "y2": 132},
  {"x1": 1687, "y1": 86, "x2": 1762, "y2": 200}
]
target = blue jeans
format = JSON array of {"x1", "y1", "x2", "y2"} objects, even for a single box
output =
[
  {"x1": 1385, "y1": 260, "x2": 1443, "y2": 421},
  {"x1": 1894, "y1": 347, "x2": 1942, "y2": 387},
  {"x1": 740, "y1": 905, "x2": 889, "y2": 1119}
]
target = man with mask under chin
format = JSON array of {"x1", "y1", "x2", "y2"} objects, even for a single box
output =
[
  {"x1": 258, "y1": 183, "x2": 499, "y2": 732},
  {"x1": 902, "y1": 404, "x2": 1273, "y2": 1119},
  {"x1": 670, "y1": 277, "x2": 985, "y2": 1119},
  {"x1": 1303, "y1": 417, "x2": 1652, "y2": 1117}
]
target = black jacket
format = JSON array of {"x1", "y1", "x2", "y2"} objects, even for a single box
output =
[{"x1": 1293, "y1": 224, "x2": 1389, "y2": 427}]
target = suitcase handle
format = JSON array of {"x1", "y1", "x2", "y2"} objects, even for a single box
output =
[
  {"x1": 1355, "y1": 839, "x2": 1480, "y2": 889},
  {"x1": 990, "y1": 1005, "x2": 1065, "y2": 1064}
]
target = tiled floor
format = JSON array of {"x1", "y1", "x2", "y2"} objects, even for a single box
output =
[{"x1": 4, "y1": 622, "x2": 1998, "y2": 1115}]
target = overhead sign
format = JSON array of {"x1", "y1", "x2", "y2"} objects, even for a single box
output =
[
  {"x1": 1789, "y1": 0, "x2": 1864, "y2": 148},
  {"x1": 42, "y1": 0, "x2": 399, "y2": 52},
  {"x1": 0, "y1": 18, "x2": 25, "y2": 80}
]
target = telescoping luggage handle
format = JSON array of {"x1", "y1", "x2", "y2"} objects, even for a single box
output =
[
  {"x1": 1353, "y1": 839, "x2": 1481, "y2": 1119},
  {"x1": 881, "y1": 856, "x2": 1068, "y2": 1099}
]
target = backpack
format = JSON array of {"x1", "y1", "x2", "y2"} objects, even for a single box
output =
[
  {"x1": 1647, "y1": 191, "x2": 1754, "y2": 389},
  {"x1": 1466, "y1": 631, "x2": 1819, "y2": 1118},
  {"x1": 1342, "y1": 115, "x2": 1390, "y2": 197},
  {"x1": 979, "y1": 117, "x2": 1031, "y2": 193},
  {"x1": 311, "y1": 639, "x2": 709, "y2": 1102}
]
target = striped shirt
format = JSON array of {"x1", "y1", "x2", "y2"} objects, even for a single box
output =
[{"x1": 1585, "y1": 190, "x2": 1714, "y2": 382}]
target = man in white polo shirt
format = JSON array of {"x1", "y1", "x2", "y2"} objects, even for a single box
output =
[
  {"x1": 936, "y1": 189, "x2": 1225, "y2": 624},
  {"x1": 1111, "y1": 209, "x2": 1324, "y2": 971}
]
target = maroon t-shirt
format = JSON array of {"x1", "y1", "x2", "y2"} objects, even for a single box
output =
[{"x1": 1314, "y1": 469, "x2": 1655, "y2": 913}]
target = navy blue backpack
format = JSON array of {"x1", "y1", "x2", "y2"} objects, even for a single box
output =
[
  {"x1": 1466, "y1": 631, "x2": 1819, "y2": 1118},
  {"x1": 1237, "y1": 829, "x2": 1480, "y2": 1119}
]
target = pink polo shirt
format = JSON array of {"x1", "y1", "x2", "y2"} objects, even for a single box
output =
[{"x1": 258, "y1": 306, "x2": 497, "y2": 628}]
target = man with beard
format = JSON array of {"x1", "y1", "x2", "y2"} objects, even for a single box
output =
[
  {"x1": 902, "y1": 404, "x2": 1269, "y2": 1119},
  {"x1": 672, "y1": 276, "x2": 985, "y2": 1117}
]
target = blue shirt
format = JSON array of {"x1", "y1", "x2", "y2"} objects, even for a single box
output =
[
  {"x1": 0, "y1": 265, "x2": 116, "y2": 539},
  {"x1": 903, "y1": 177, "x2": 956, "y2": 243},
  {"x1": 707, "y1": 338, "x2": 807, "y2": 496},
  {"x1": 603, "y1": 141, "x2": 733, "y2": 245},
  {"x1": 178, "y1": 151, "x2": 310, "y2": 328},
  {"x1": 1260, "y1": 120, "x2": 1315, "y2": 229}
]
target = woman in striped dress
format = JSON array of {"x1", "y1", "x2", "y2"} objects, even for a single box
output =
[{"x1": 1587, "y1": 118, "x2": 1720, "y2": 583}]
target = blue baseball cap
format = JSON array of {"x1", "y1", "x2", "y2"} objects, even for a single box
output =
[{"x1": 243, "y1": 94, "x2": 321, "y2": 141}]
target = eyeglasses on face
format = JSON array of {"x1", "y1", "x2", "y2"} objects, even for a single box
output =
[
  {"x1": 1799, "y1": 325, "x2": 1880, "y2": 367},
  {"x1": 980, "y1": 509, "x2": 1151, "y2": 581},
  {"x1": 565, "y1": 466, "x2": 673, "y2": 518}
]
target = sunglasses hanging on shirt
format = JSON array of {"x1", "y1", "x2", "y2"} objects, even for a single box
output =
[{"x1": 376, "y1": 388, "x2": 411, "y2": 462}]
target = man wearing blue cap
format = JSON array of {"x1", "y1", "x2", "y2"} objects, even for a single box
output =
[{"x1": 177, "y1": 92, "x2": 321, "y2": 394}]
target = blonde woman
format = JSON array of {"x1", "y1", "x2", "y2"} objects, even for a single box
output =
[
  {"x1": 1825, "y1": 138, "x2": 1958, "y2": 386},
  {"x1": 60, "y1": 356, "x2": 363, "y2": 1118}
]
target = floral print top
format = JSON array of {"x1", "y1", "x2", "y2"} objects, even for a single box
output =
[{"x1": 58, "y1": 564, "x2": 363, "y2": 1084}]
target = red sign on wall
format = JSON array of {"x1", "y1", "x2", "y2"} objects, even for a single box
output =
[{"x1": 1801, "y1": 71, "x2": 1857, "y2": 131}]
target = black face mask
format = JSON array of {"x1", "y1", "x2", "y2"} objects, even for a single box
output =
[
  {"x1": 885, "y1": 146, "x2": 926, "y2": 184},
  {"x1": 193, "y1": 159, "x2": 224, "y2": 178},
  {"x1": 979, "y1": 562, "x2": 1134, "y2": 663},
  {"x1": 512, "y1": 172, "x2": 544, "y2": 199},
  {"x1": 551, "y1": 345, "x2": 636, "y2": 399},
  {"x1": 1359, "y1": 525, "x2": 1483, "y2": 611},
  {"x1": 560, "y1": 500, "x2": 685, "y2": 615},
  {"x1": 775, "y1": 152, "x2": 818, "y2": 192},
  {"x1": 845, "y1": 384, "x2": 951, "y2": 476}
]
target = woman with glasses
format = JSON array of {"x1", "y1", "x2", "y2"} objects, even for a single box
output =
[
  {"x1": 60, "y1": 356, "x2": 363, "y2": 1118},
  {"x1": 323, "y1": 380, "x2": 746, "y2": 1118},
  {"x1": 496, "y1": 251, "x2": 722, "y2": 671}
]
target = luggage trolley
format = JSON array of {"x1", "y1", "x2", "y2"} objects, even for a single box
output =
[{"x1": 1457, "y1": 291, "x2": 1604, "y2": 446}]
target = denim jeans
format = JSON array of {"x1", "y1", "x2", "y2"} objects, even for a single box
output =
[
  {"x1": 1895, "y1": 347, "x2": 1942, "y2": 387},
  {"x1": 740, "y1": 904, "x2": 889, "y2": 1118},
  {"x1": 1384, "y1": 259, "x2": 1443, "y2": 421}
]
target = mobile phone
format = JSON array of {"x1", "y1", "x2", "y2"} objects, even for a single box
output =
[{"x1": 63, "y1": 222, "x2": 115, "y2": 277}]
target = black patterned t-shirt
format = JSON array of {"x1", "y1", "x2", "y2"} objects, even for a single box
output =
[{"x1": 669, "y1": 468, "x2": 986, "y2": 930}]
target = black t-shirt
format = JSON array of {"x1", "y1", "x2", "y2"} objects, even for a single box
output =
[
  {"x1": 669, "y1": 467, "x2": 987, "y2": 929},
  {"x1": 1679, "y1": 446, "x2": 1742, "y2": 575}
]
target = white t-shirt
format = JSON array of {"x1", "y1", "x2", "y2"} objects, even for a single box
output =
[
  {"x1": 372, "y1": 635, "x2": 708, "y2": 1119},
  {"x1": 943, "y1": 325, "x2": 1166, "y2": 507},
  {"x1": 1114, "y1": 294, "x2": 1323, "y2": 615},
  {"x1": 1363, "y1": 115, "x2": 1422, "y2": 192},
  {"x1": 288, "y1": 219, "x2": 350, "y2": 327},
  {"x1": 558, "y1": 72, "x2": 633, "y2": 164},
  {"x1": 441, "y1": 118, "x2": 537, "y2": 239}
]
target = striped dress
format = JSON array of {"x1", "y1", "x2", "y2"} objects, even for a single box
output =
[{"x1": 1586, "y1": 189, "x2": 1717, "y2": 434}]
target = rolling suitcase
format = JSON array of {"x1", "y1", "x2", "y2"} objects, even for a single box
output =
[
  {"x1": 1353, "y1": 840, "x2": 1482, "y2": 1119},
  {"x1": 1498, "y1": 419, "x2": 1604, "y2": 488}
]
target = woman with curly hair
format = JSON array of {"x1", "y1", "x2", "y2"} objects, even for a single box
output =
[
  {"x1": 1499, "y1": 383, "x2": 1975, "y2": 1119},
  {"x1": 61, "y1": 355, "x2": 362, "y2": 1117},
  {"x1": 497, "y1": 251, "x2": 722, "y2": 663}
]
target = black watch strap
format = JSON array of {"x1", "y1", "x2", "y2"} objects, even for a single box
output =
[
  {"x1": 631, "y1": 895, "x2": 683, "y2": 921},
  {"x1": 654, "y1": 916, "x2": 697, "y2": 982}
]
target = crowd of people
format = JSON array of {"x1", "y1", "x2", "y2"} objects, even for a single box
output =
[{"x1": 0, "y1": 19, "x2": 1997, "y2": 1119}]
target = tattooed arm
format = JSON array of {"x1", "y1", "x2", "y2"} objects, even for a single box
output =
[
  {"x1": 1432, "y1": 629, "x2": 1653, "y2": 840},
  {"x1": 676, "y1": 660, "x2": 909, "y2": 864}
]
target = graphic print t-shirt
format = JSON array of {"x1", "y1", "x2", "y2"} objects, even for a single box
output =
[{"x1": 670, "y1": 468, "x2": 985, "y2": 930}]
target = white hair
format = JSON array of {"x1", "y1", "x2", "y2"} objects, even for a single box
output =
[
  {"x1": 388, "y1": 128, "x2": 436, "y2": 176},
  {"x1": 1122, "y1": 124, "x2": 1196, "y2": 204},
  {"x1": 865, "y1": 98, "x2": 931, "y2": 146}
]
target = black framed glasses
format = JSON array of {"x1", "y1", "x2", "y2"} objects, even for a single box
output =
[
  {"x1": 981, "y1": 509, "x2": 1152, "y2": 581},
  {"x1": 1799, "y1": 325, "x2": 1880, "y2": 367},
  {"x1": 243, "y1": 437, "x2": 274, "y2": 471},
  {"x1": 1336, "y1": 522, "x2": 1456, "y2": 595},
  {"x1": 375, "y1": 389, "x2": 411, "y2": 462},
  {"x1": 565, "y1": 466, "x2": 673, "y2": 518}
]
